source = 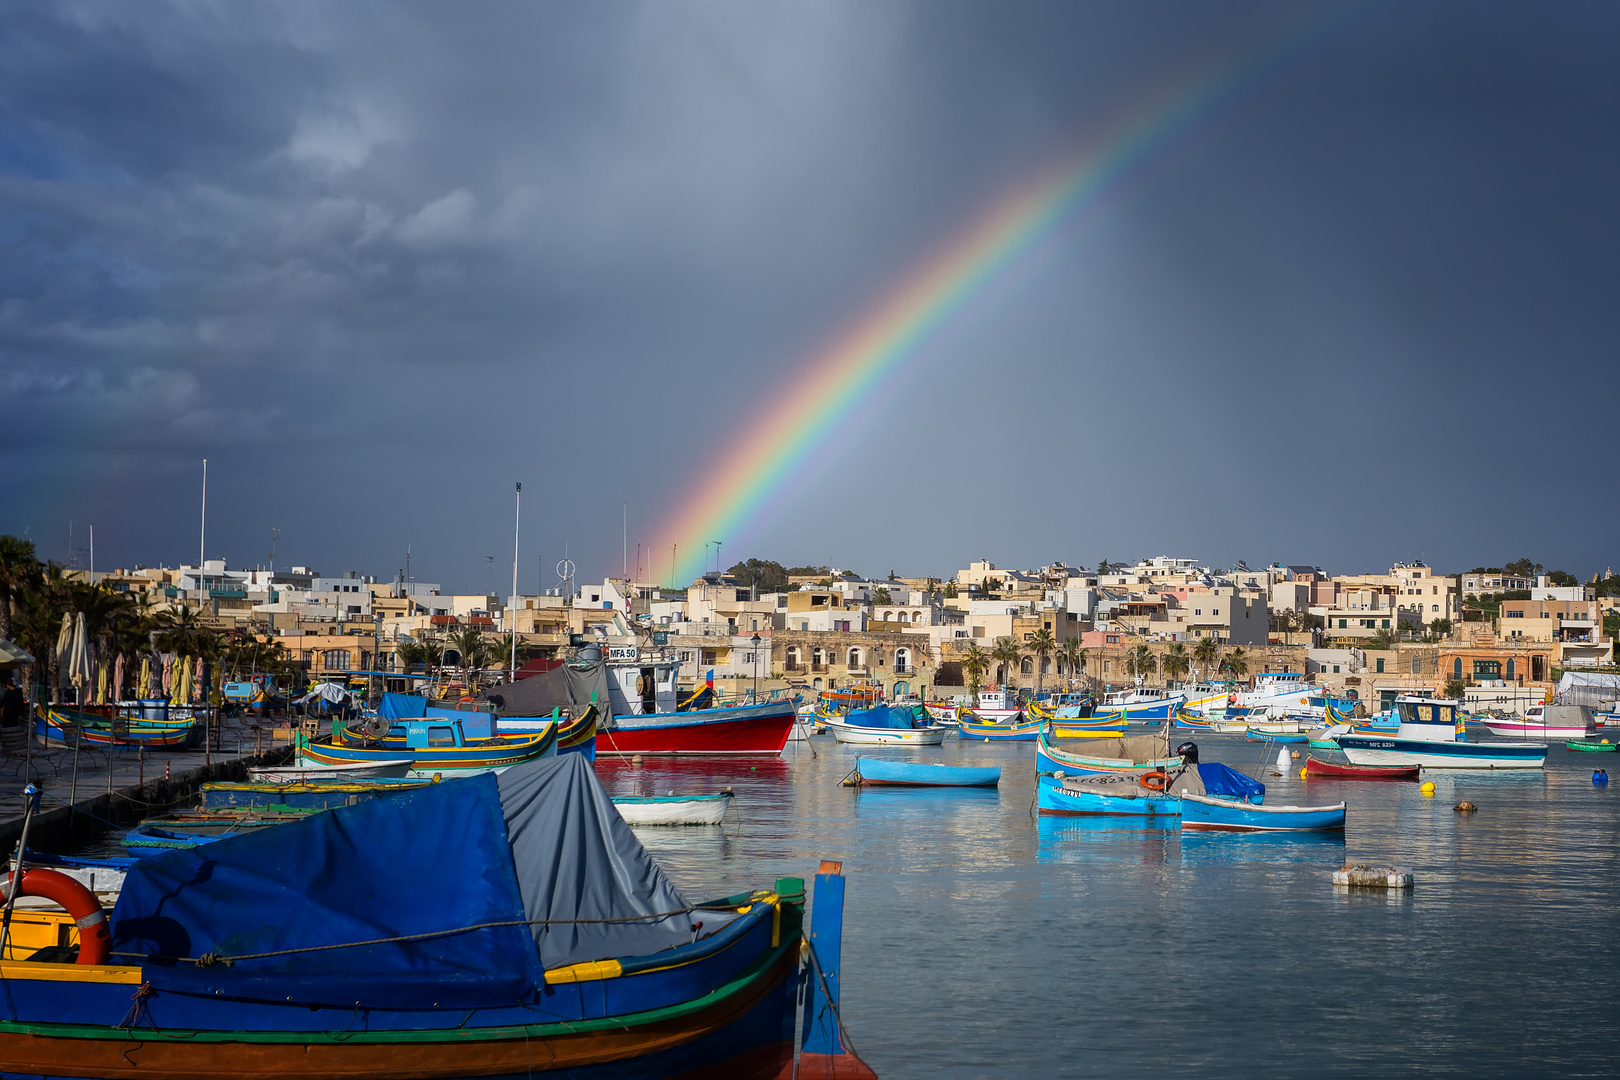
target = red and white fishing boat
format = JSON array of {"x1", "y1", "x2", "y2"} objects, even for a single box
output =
[
  {"x1": 927, "y1": 688, "x2": 1021, "y2": 724},
  {"x1": 598, "y1": 659, "x2": 796, "y2": 756},
  {"x1": 1303, "y1": 756, "x2": 1420, "y2": 781}
]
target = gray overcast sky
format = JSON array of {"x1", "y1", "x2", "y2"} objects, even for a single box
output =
[{"x1": 3, "y1": 1, "x2": 1617, "y2": 592}]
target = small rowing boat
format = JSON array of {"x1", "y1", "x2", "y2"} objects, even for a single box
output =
[
  {"x1": 1565, "y1": 740, "x2": 1618, "y2": 753},
  {"x1": 846, "y1": 757, "x2": 1000, "y2": 788},
  {"x1": 823, "y1": 704, "x2": 951, "y2": 745},
  {"x1": 248, "y1": 759, "x2": 416, "y2": 782},
  {"x1": 1180, "y1": 792, "x2": 1345, "y2": 832},
  {"x1": 611, "y1": 791, "x2": 735, "y2": 825},
  {"x1": 1303, "y1": 756, "x2": 1420, "y2": 780}
]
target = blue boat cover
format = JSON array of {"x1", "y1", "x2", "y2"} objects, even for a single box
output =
[
  {"x1": 845, "y1": 705, "x2": 916, "y2": 730},
  {"x1": 110, "y1": 754, "x2": 730, "y2": 1010},
  {"x1": 1196, "y1": 762, "x2": 1266, "y2": 800},
  {"x1": 379, "y1": 691, "x2": 429, "y2": 719}
]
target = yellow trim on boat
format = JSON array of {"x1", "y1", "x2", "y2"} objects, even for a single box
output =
[
  {"x1": 0, "y1": 961, "x2": 144, "y2": 984},
  {"x1": 543, "y1": 958, "x2": 623, "y2": 984}
]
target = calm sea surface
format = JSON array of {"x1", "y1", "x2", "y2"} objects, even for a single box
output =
[{"x1": 600, "y1": 734, "x2": 1620, "y2": 1079}]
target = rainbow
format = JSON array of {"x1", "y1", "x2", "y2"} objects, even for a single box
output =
[{"x1": 651, "y1": 13, "x2": 1347, "y2": 584}]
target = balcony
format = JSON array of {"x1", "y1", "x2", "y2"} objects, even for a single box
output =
[
  {"x1": 783, "y1": 662, "x2": 806, "y2": 674},
  {"x1": 811, "y1": 663, "x2": 829, "y2": 674}
]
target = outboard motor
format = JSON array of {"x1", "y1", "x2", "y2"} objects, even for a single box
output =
[{"x1": 1174, "y1": 740, "x2": 1199, "y2": 764}]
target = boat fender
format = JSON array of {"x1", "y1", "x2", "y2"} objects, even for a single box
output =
[
  {"x1": 2, "y1": 868, "x2": 110, "y2": 965},
  {"x1": 1138, "y1": 770, "x2": 1168, "y2": 792},
  {"x1": 1595, "y1": 770, "x2": 1609, "y2": 786}
]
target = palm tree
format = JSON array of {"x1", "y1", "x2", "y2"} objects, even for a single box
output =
[
  {"x1": 1193, "y1": 636, "x2": 1220, "y2": 681},
  {"x1": 991, "y1": 636, "x2": 1023, "y2": 689},
  {"x1": 1124, "y1": 643, "x2": 1157, "y2": 683},
  {"x1": 450, "y1": 624, "x2": 491, "y2": 681},
  {"x1": 0, "y1": 534, "x2": 40, "y2": 640},
  {"x1": 396, "y1": 640, "x2": 426, "y2": 673},
  {"x1": 1027, "y1": 627, "x2": 1056, "y2": 691},
  {"x1": 960, "y1": 643, "x2": 989, "y2": 695},
  {"x1": 1056, "y1": 639, "x2": 1081, "y2": 685},
  {"x1": 1219, "y1": 647, "x2": 1249, "y2": 679},
  {"x1": 1162, "y1": 642, "x2": 1190, "y2": 685}
]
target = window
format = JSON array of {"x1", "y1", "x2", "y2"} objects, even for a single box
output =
[
  {"x1": 848, "y1": 648, "x2": 863, "y2": 669},
  {"x1": 321, "y1": 650, "x2": 351, "y2": 670},
  {"x1": 1473, "y1": 660, "x2": 1501, "y2": 677},
  {"x1": 1023, "y1": 632, "x2": 1033, "y2": 642},
  {"x1": 1507, "y1": 658, "x2": 1515, "y2": 680},
  {"x1": 1103, "y1": 661, "x2": 1111, "y2": 673},
  {"x1": 1195, "y1": 609, "x2": 1202, "y2": 616},
  {"x1": 1213, "y1": 609, "x2": 1219, "y2": 616},
  {"x1": 1332, "y1": 664, "x2": 1340, "y2": 674},
  {"x1": 895, "y1": 648, "x2": 911, "y2": 673},
  {"x1": 1381, "y1": 619, "x2": 1390, "y2": 629},
  {"x1": 427, "y1": 726, "x2": 456, "y2": 748},
  {"x1": 1020, "y1": 658, "x2": 1033, "y2": 674},
  {"x1": 680, "y1": 651, "x2": 694, "y2": 663},
  {"x1": 1453, "y1": 658, "x2": 1462, "y2": 679}
]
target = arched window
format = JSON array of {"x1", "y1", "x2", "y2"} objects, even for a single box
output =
[
  {"x1": 882, "y1": 611, "x2": 892, "y2": 621},
  {"x1": 1020, "y1": 657, "x2": 1033, "y2": 675},
  {"x1": 898, "y1": 611, "x2": 909, "y2": 623},
  {"x1": 1507, "y1": 658, "x2": 1515, "y2": 680},
  {"x1": 1452, "y1": 657, "x2": 1462, "y2": 679},
  {"x1": 848, "y1": 647, "x2": 863, "y2": 669},
  {"x1": 786, "y1": 646, "x2": 801, "y2": 669},
  {"x1": 812, "y1": 678, "x2": 823, "y2": 689},
  {"x1": 813, "y1": 648, "x2": 825, "y2": 667},
  {"x1": 895, "y1": 647, "x2": 911, "y2": 673},
  {"x1": 1041, "y1": 657, "x2": 1051, "y2": 675}
]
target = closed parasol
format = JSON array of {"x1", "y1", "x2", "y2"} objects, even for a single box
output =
[
  {"x1": 113, "y1": 653, "x2": 126, "y2": 702},
  {"x1": 67, "y1": 612, "x2": 92, "y2": 703},
  {"x1": 138, "y1": 655, "x2": 151, "y2": 699}
]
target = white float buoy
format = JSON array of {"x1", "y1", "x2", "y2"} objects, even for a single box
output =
[{"x1": 1277, "y1": 747, "x2": 1291, "y2": 771}]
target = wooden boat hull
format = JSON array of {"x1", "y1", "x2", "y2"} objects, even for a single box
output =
[
  {"x1": 954, "y1": 715, "x2": 1043, "y2": 741},
  {"x1": 851, "y1": 758, "x2": 1000, "y2": 787},
  {"x1": 1035, "y1": 733, "x2": 1182, "y2": 777},
  {"x1": 1180, "y1": 792, "x2": 1345, "y2": 832},
  {"x1": 249, "y1": 759, "x2": 416, "y2": 782},
  {"x1": 201, "y1": 779, "x2": 430, "y2": 812},
  {"x1": 1245, "y1": 729, "x2": 1308, "y2": 744},
  {"x1": 1338, "y1": 735, "x2": 1546, "y2": 769},
  {"x1": 612, "y1": 793, "x2": 734, "y2": 825},
  {"x1": 1303, "y1": 756, "x2": 1420, "y2": 780},
  {"x1": 597, "y1": 702, "x2": 796, "y2": 757},
  {"x1": 302, "y1": 724, "x2": 557, "y2": 777},
  {"x1": 1036, "y1": 773, "x2": 1179, "y2": 816}
]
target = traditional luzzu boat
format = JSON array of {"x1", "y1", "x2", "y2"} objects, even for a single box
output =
[
  {"x1": 1302, "y1": 756, "x2": 1420, "y2": 780},
  {"x1": 927, "y1": 689, "x2": 1021, "y2": 724},
  {"x1": 1566, "y1": 740, "x2": 1618, "y2": 753},
  {"x1": 1027, "y1": 700, "x2": 1123, "y2": 738},
  {"x1": 489, "y1": 705, "x2": 600, "y2": 760},
  {"x1": 846, "y1": 756, "x2": 1001, "y2": 787},
  {"x1": 249, "y1": 758, "x2": 416, "y2": 782},
  {"x1": 823, "y1": 704, "x2": 950, "y2": 745},
  {"x1": 34, "y1": 707, "x2": 203, "y2": 749},
  {"x1": 1179, "y1": 792, "x2": 1345, "y2": 832},
  {"x1": 1036, "y1": 758, "x2": 1264, "y2": 817},
  {"x1": 953, "y1": 706, "x2": 1044, "y2": 741},
  {"x1": 1035, "y1": 730, "x2": 1186, "y2": 777},
  {"x1": 0, "y1": 765, "x2": 877, "y2": 1079},
  {"x1": 1244, "y1": 727, "x2": 1308, "y2": 744},
  {"x1": 199, "y1": 777, "x2": 433, "y2": 812},
  {"x1": 1338, "y1": 696, "x2": 1547, "y2": 769},
  {"x1": 373, "y1": 692, "x2": 598, "y2": 761},
  {"x1": 306, "y1": 715, "x2": 557, "y2": 777}
]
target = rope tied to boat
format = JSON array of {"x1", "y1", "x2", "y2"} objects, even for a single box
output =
[{"x1": 113, "y1": 901, "x2": 760, "y2": 968}]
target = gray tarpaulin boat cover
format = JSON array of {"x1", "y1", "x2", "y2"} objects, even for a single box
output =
[
  {"x1": 110, "y1": 752, "x2": 736, "y2": 1010},
  {"x1": 483, "y1": 660, "x2": 613, "y2": 720},
  {"x1": 1557, "y1": 671, "x2": 1620, "y2": 707}
]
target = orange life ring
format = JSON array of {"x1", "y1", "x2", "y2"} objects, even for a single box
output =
[
  {"x1": 1138, "y1": 770, "x2": 1168, "y2": 792},
  {"x1": 4, "y1": 868, "x2": 110, "y2": 965}
]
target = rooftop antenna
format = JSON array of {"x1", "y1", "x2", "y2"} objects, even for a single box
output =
[{"x1": 269, "y1": 527, "x2": 280, "y2": 575}]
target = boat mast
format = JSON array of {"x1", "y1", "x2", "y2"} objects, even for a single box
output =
[{"x1": 510, "y1": 482, "x2": 521, "y2": 685}]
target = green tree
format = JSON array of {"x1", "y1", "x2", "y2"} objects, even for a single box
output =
[
  {"x1": 1219, "y1": 647, "x2": 1249, "y2": 679},
  {"x1": 991, "y1": 636, "x2": 1023, "y2": 688},
  {"x1": 1193, "y1": 637, "x2": 1220, "y2": 680},
  {"x1": 961, "y1": 643, "x2": 989, "y2": 695},
  {"x1": 1027, "y1": 627, "x2": 1056, "y2": 691},
  {"x1": 1057, "y1": 638, "x2": 1081, "y2": 683},
  {"x1": 873, "y1": 586, "x2": 892, "y2": 606},
  {"x1": 450, "y1": 624, "x2": 491, "y2": 677},
  {"x1": 1124, "y1": 643, "x2": 1157, "y2": 682},
  {"x1": 1504, "y1": 558, "x2": 1542, "y2": 580},
  {"x1": 1162, "y1": 642, "x2": 1191, "y2": 684},
  {"x1": 1546, "y1": 569, "x2": 1578, "y2": 588},
  {"x1": 943, "y1": 580, "x2": 958, "y2": 599},
  {"x1": 726, "y1": 558, "x2": 790, "y2": 594},
  {"x1": 1442, "y1": 678, "x2": 1468, "y2": 701},
  {"x1": 0, "y1": 534, "x2": 41, "y2": 641},
  {"x1": 1429, "y1": 618, "x2": 1452, "y2": 637},
  {"x1": 396, "y1": 640, "x2": 426, "y2": 673}
]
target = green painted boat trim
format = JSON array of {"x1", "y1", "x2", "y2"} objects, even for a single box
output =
[
  {"x1": 1565, "y1": 741, "x2": 1618, "y2": 752},
  {"x1": 0, "y1": 913, "x2": 801, "y2": 1046}
]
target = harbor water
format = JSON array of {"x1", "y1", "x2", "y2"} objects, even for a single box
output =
[{"x1": 598, "y1": 736, "x2": 1620, "y2": 1078}]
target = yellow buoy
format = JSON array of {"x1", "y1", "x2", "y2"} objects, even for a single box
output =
[
  {"x1": 1420, "y1": 781, "x2": 1436, "y2": 796},
  {"x1": 1299, "y1": 767, "x2": 1308, "y2": 779},
  {"x1": 1604, "y1": 739, "x2": 1611, "y2": 745},
  {"x1": 1291, "y1": 750, "x2": 1301, "y2": 760}
]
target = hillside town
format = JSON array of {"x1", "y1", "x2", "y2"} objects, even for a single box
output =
[{"x1": 9, "y1": 538, "x2": 1615, "y2": 718}]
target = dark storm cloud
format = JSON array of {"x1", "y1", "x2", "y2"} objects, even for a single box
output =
[{"x1": 3, "y1": 1, "x2": 1617, "y2": 588}]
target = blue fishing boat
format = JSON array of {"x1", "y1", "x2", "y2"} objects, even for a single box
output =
[
  {"x1": 1036, "y1": 730, "x2": 1186, "y2": 777},
  {"x1": 848, "y1": 756, "x2": 1001, "y2": 787},
  {"x1": 0, "y1": 758, "x2": 875, "y2": 1078},
  {"x1": 1338, "y1": 696, "x2": 1547, "y2": 769},
  {"x1": 1038, "y1": 759, "x2": 1265, "y2": 817},
  {"x1": 1180, "y1": 792, "x2": 1346, "y2": 832},
  {"x1": 1245, "y1": 728, "x2": 1309, "y2": 744},
  {"x1": 310, "y1": 714, "x2": 557, "y2": 776},
  {"x1": 1091, "y1": 687, "x2": 1186, "y2": 722}
]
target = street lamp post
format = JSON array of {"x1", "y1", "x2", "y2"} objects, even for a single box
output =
[{"x1": 751, "y1": 632, "x2": 762, "y2": 704}]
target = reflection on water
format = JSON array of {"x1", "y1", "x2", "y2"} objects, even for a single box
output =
[{"x1": 624, "y1": 737, "x2": 1620, "y2": 1077}]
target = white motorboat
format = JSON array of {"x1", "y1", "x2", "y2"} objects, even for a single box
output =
[
  {"x1": 1339, "y1": 696, "x2": 1546, "y2": 769},
  {"x1": 928, "y1": 689, "x2": 1020, "y2": 723},
  {"x1": 1479, "y1": 703, "x2": 1594, "y2": 740},
  {"x1": 822, "y1": 716, "x2": 950, "y2": 745}
]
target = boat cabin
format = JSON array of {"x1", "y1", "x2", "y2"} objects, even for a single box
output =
[
  {"x1": 977, "y1": 689, "x2": 1014, "y2": 711},
  {"x1": 391, "y1": 718, "x2": 473, "y2": 749},
  {"x1": 606, "y1": 661, "x2": 680, "y2": 716}
]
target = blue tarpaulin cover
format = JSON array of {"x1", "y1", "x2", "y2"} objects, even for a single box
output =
[
  {"x1": 109, "y1": 754, "x2": 726, "y2": 1010},
  {"x1": 845, "y1": 705, "x2": 915, "y2": 730},
  {"x1": 379, "y1": 691, "x2": 428, "y2": 719},
  {"x1": 1196, "y1": 762, "x2": 1266, "y2": 800}
]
